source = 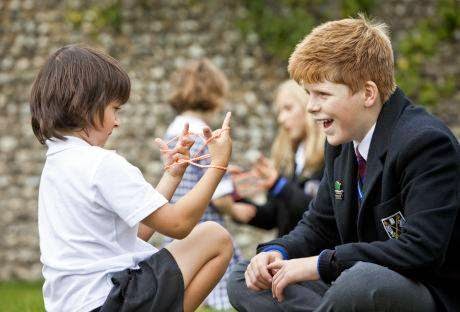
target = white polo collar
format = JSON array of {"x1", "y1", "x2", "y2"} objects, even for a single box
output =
[{"x1": 46, "y1": 136, "x2": 91, "y2": 156}]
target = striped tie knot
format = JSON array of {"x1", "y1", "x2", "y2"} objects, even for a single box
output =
[{"x1": 356, "y1": 148, "x2": 367, "y2": 181}]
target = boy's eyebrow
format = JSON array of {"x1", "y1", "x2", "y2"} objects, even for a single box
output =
[{"x1": 305, "y1": 86, "x2": 331, "y2": 95}]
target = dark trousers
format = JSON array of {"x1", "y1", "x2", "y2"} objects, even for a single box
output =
[{"x1": 228, "y1": 260, "x2": 437, "y2": 312}]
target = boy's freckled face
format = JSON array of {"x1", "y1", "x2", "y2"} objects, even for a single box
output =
[{"x1": 303, "y1": 81, "x2": 367, "y2": 146}]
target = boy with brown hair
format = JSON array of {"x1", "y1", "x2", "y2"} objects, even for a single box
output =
[
  {"x1": 31, "y1": 45, "x2": 234, "y2": 312},
  {"x1": 228, "y1": 15, "x2": 460, "y2": 312}
]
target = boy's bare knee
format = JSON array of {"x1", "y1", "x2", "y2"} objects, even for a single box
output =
[{"x1": 197, "y1": 221, "x2": 233, "y2": 256}]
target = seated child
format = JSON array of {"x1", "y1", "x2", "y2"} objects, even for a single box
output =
[
  {"x1": 228, "y1": 16, "x2": 460, "y2": 312},
  {"x1": 232, "y1": 80, "x2": 325, "y2": 236},
  {"x1": 30, "y1": 45, "x2": 234, "y2": 312},
  {"x1": 163, "y1": 58, "x2": 243, "y2": 310}
]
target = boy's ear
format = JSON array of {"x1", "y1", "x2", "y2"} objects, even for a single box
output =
[{"x1": 363, "y1": 81, "x2": 379, "y2": 108}]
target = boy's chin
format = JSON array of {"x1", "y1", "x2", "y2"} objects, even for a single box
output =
[{"x1": 326, "y1": 135, "x2": 346, "y2": 146}]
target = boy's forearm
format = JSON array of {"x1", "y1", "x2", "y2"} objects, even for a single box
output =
[
  {"x1": 175, "y1": 167, "x2": 226, "y2": 227},
  {"x1": 156, "y1": 172, "x2": 182, "y2": 200}
]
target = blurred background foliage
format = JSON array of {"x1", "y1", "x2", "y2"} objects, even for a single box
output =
[
  {"x1": 62, "y1": 0, "x2": 460, "y2": 108},
  {"x1": 63, "y1": 0, "x2": 459, "y2": 107},
  {"x1": 235, "y1": 0, "x2": 459, "y2": 107}
]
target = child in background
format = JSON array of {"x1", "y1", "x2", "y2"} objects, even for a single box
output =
[
  {"x1": 232, "y1": 80, "x2": 324, "y2": 236},
  {"x1": 164, "y1": 58, "x2": 246, "y2": 310},
  {"x1": 31, "y1": 45, "x2": 233, "y2": 312}
]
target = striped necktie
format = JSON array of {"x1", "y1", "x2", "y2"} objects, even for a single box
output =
[{"x1": 356, "y1": 148, "x2": 367, "y2": 203}]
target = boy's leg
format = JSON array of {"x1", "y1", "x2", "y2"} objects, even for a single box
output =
[
  {"x1": 315, "y1": 262, "x2": 437, "y2": 312},
  {"x1": 165, "y1": 221, "x2": 233, "y2": 312},
  {"x1": 228, "y1": 260, "x2": 329, "y2": 312}
]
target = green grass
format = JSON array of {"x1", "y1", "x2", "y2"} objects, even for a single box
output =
[
  {"x1": 0, "y1": 281, "x2": 228, "y2": 311},
  {"x1": 0, "y1": 281, "x2": 45, "y2": 312}
]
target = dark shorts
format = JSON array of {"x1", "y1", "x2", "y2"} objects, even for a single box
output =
[{"x1": 97, "y1": 248, "x2": 184, "y2": 312}]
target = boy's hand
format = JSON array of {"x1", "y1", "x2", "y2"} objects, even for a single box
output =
[
  {"x1": 231, "y1": 202, "x2": 257, "y2": 223},
  {"x1": 267, "y1": 256, "x2": 320, "y2": 302},
  {"x1": 245, "y1": 251, "x2": 282, "y2": 291},
  {"x1": 155, "y1": 123, "x2": 194, "y2": 178},
  {"x1": 253, "y1": 155, "x2": 278, "y2": 190},
  {"x1": 204, "y1": 112, "x2": 232, "y2": 168}
]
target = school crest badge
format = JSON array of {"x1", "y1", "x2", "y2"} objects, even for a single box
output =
[
  {"x1": 381, "y1": 211, "x2": 406, "y2": 239},
  {"x1": 334, "y1": 180, "x2": 344, "y2": 200}
]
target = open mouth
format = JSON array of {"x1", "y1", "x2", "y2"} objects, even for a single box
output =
[{"x1": 316, "y1": 118, "x2": 334, "y2": 129}]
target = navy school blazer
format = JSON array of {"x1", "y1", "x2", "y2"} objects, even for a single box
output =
[{"x1": 258, "y1": 88, "x2": 460, "y2": 311}]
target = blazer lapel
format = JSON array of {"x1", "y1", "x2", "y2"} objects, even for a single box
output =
[
  {"x1": 333, "y1": 144, "x2": 359, "y2": 243},
  {"x1": 357, "y1": 88, "x2": 409, "y2": 234}
]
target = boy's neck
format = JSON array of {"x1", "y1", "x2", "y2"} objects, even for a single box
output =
[
  {"x1": 354, "y1": 98, "x2": 383, "y2": 143},
  {"x1": 66, "y1": 130, "x2": 94, "y2": 146}
]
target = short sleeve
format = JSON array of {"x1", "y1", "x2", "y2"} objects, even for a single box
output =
[{"x1": 93, "y1": 152, "x2": 168, "y2": 227}]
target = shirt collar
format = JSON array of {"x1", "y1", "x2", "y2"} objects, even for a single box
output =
[
  {"x1": 353, "y1": 124, "x2": 376, "y2": 161},
  {"x1": 295, "y1": 142, "x2": 305, "y2": 176},
  {"x1": 46, "y1": 136, "x2": 91, "y2": 156}
]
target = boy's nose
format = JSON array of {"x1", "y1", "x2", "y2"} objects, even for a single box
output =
[{"x1": 306, "y1": 98, "x2": 320, "y2": 113}]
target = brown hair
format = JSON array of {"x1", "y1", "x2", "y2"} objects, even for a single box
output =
[
  {"x1": 30, "y1": 45, "x2": 130, "y2": 145},
  {"x1": 271, "y1": 80, "x2": 324, "y2": 177},
  {"x1": 288, "y1": 15, "x2": 396, "y2": 103},
  {"x1": 168, "y1": 58, "x2": 228, "y2": 113}
]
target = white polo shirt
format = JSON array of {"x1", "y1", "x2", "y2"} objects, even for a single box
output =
[{"x1": 38, "y1": 136, "x2": 168, "y2": 312}]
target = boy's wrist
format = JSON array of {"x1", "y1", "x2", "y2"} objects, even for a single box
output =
[
  {"x1": 211, "y1": 160, "x2": 229, "y2": 169},
  {"x1": 163, "y1": 171, "x2": 183, "y2": 182}
]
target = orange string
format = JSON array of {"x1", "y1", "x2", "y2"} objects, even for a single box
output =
[{"x1": 161, "y1": 127, "x2": 230, "y2": 171}]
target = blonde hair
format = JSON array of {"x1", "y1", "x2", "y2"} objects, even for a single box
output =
[
  {"x1": 271, "y1": 80, "x2": 325, "y2": 177},
  {"x1": 288, "y1": 14, "x2": 396, "y2": 103},
  {"x1": 169, "y1": 58, "x2": 229, "y2": 113}
]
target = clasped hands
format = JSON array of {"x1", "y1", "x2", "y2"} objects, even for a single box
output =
[{"x1": 245, "y1": 251, "x2": 320, "y2": 302}]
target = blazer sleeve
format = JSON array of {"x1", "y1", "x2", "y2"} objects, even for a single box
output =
[
  {"x1": 247, "y1": 199, "x2": 277, "y2": 230},
  {"x1": 333, "y1": 129, "x2": 459, "y2": 278},
  {"x1": 258, "y1": 170, "x2": 341, "y2": 258}
]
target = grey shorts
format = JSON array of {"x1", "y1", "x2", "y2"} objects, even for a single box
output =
[{"x1": 98, "y1": 248, "x2": 184, "y2": 312}]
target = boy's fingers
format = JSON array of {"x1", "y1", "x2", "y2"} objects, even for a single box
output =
[
  {"x1": 267, "y1": 261, "x2": 282, "y2": 270},
  {"x1": 174, "y1": 145, "x2": 190, "y2": 157},
  {"x1": 245, "y1": 270, "x2": 262, "y2": 291},
  {"x1": 256, "y1": 263, "x2": 273, "y2": 284},
  {"x1": 221, "y1": 111, "x2": 232, "y2": 129},
  {"x1": 202, "y1": 126, "x2": 212, "y2": 140},
  {"x1": 181, "y1": 122, "x2": 189, "y2": 137},
  {"x1": 154, "y1": 138, "x2": 169, "y2": 151}
]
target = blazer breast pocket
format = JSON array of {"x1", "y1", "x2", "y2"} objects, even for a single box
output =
[{"x1": 374, "y1": 194, "x2": 406, "y2": 240}]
